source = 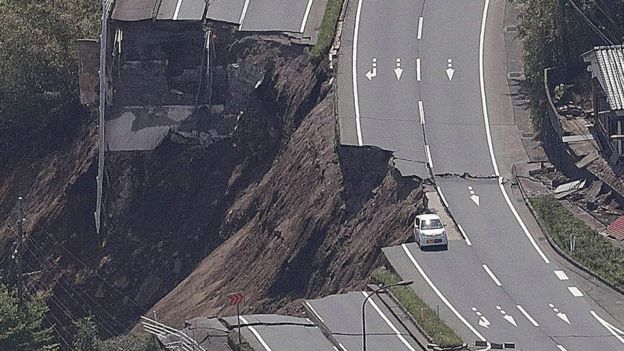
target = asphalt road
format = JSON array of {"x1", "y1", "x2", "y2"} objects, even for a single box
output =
[
  {"x1": 305, "y1": 292, "x2": 421, "y2": 351},
  {"x1": 345, "y1": 0, "x2": 624, "y2": 349}
]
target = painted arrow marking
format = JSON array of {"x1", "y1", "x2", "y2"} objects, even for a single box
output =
[
  {"x1": 446, "y1": 58, "x2": 455, "y2": 80},
  {"x1": 472, "y1": 307, "x2": 490, "y2": 328},
  {"x1": 468, "y1": 186, "x2": 480, "y2": 206},
  {"x1": 394, "y1": 58, "x2": 403, "y2": 80},
  {"x1": 496, "y1": 306, "x2": 517, "y2": 327},
  {"x1": 366, "y1": 58, "x2": 377, "y2": 80},
  {"x1": 549, "y1": 304, "x2": 570, "y2": 325}
]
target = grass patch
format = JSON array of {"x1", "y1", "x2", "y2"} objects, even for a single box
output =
[
  {"x1": 227, "y1": 332, "x2": 254, "y2": 351},
  {"x1": 372, "y1": 267, "x2": 463, "y2": 348},
  {"x1": 310, "y1": 0, "x2": 344, "y2": 61},
  {"x1": 530, "y1": 196, "x2": 624, "y2": 290}
]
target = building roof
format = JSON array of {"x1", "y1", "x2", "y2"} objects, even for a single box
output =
[
  {"x1": 583, "y1": 45, "x2": 624, "y2": 111},
  {"x1": 607, "y1": 214, "x2": 624, "y2": 241}
]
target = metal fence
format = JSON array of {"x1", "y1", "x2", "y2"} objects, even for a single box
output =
[{"x1": 140, "y1": 316, "x2": 207, "y2": 351}]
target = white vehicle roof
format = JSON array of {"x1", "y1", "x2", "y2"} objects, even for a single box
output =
[{"x1": 415, "y1": 213, "x2": 441, "y2": 221}]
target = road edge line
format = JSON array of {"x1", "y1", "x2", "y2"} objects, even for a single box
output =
[
  {"x1": 478, "y1": 0, "x2": 550, "y2": 264},
  {"x1": 401, "y1": 244, "x2": 486, "y2": 341},
  {"x1": 300, "y1": 0, "x2": 315, "y2": 33},
  {"x1": 590, "y1": 311, "x2": 624, "y2": 344},
  {"x1": 352, "y1": 0, "x2": 364, "y2": 146},
  {"x1": 239, "y1": 316, "x2": 273, "y2": 351},
  {"x1": 363, "y1": 292, "x2": 416, "y2": 351}
]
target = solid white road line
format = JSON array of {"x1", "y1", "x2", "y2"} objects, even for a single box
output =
[
  {"x1": 567, "y1": 286, "x2": 584, "y2": 297},
  {"x1": 300, "y1": 0, "x2": 315, "y2": 33},
  {"x1": 352, "y1": 0, "x2": 364, "y2": 146},
  {"x1": 417, "y1": 17, "x2": 423, "y2": 40},
  {"x1": 239, "y1": 0, "x2": 252, "y2": 26},
  {"x1": 482, "y1": 264, "x2": 502, "y2": 286},
  {"x1": 436, "y1": 186, "x2": 449, "y2": 208},
  {"x1": 239, "y1": 316, "x2": 273, "y2": 351},
  {"x1": 556, "y1": 345, "x2": 568, "y2": 351},
  {"x1": 173, "y1": 0, "x2": 183, "y2": 20},
  {"x1": 590, "y1": 311, "x2": 624, "y2": 344},
  {"x1": 477, "y1": 0, "x2": 550, "y2": 264},
  {"x1": 416, "y1": 58, "x2": 421, "y2": 81},
  {"x1": 339, "y1": 343, "x2": 349, "y2": 351},
  {"x1": 516, "y1": 305, "x2": 539, "y2": 327},
  {"x1": 418, "y1": 100, "x2": 425, "y2": 124},
  {"x1": 402, "y1": 244, "x2": 487, "y2": 341},
  {"x1": 304, "y1": 301, "x2": 324, "y2": 323},
  {"x1": 457, "y1": 224, "x2": 472, "y2": 246},
  {"x1": 362, "y1": 292, "x2": 416, "y2": 351},
  {"x1": 425, "y1": 145, "x2": 433, "y2": 168},
  {"x1": 554, "y1": 270, "x2": 569, "y2": 280}
]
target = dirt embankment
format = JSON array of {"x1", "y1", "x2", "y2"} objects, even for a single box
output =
[{"x1": 0, "y1": 29, "x2": 426, "y2": 339}]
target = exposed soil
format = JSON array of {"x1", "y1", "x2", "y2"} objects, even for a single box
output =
[{"x1": 0, "y1": 28, "x2": 426, "y2": 344}]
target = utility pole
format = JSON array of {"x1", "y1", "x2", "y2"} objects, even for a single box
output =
[{"x1": 13, "y1": 196, "x2": 25, "y2": 313}]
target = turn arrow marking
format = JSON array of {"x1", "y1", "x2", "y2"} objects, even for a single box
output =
[
  {"x1": 366, "y1": 58, "x2": 377, "y2": 80},
  {"x1": 472, "y1": 307, "x2": 490, "y2": 329}
]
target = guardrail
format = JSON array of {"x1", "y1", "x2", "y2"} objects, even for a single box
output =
[{"x1": 140, "y1": 316, "x2": 207, "y2": 351}]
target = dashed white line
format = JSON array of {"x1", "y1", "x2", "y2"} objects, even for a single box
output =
[
  {"x1": 239, "y1": 316, "x2": 273, "y2": 351},
  {"x1": 482, "y1": 264, "x2": 502, "y2": 286},
  {"x1": 172, "y1": 0, "x2": 183, "y2": 20},
  {"x1": 416, "y1": 58, "x2": 421, "y2": 81},
  {"x1": 363, "y1": 292, "x2": 416, "y2": 351},
  {"x1": 425, "y1": 145, "x2": 433, "y2": 168},
  {"x1": 352, "y1": 0, "x2": 364, "y2": 146},
  {"x1": 457, "y1": 224, "x2": 472, "y2": 246},
  {"x1": 239, "y1": 0, "x2": 252, "y2": 27},
  {"x1": 304, "y1": 301, "x2": 324, "y2": 323},
  {"x1": 418, "y1": 100, "x2": 425, "y2": 124},
  {"x1": 516, "y1": 305, "x2": 539, "y2": 327},
  {"x1": 402, "y1": 244, "x2": 486, "y2": 341},
  {"x1": 478, "y1": 0, "x2": 550, "y2": 265},
  {"x1": 300, "y1": 0, "x2": 315, "y2": 33},
  {"x1": 568, "y1": 286, "x2": 584, "y2": 297},
  {"x1": 554, "y1": 270, "x2": 569, "y2": 280},
  {"x1": 417, "y1": 17, "x2": 423, "y2": 39}
]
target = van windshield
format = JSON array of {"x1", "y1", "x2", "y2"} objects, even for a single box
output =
[{"x1": 421, "y1": 219, "x2": 443, "y2": 230}]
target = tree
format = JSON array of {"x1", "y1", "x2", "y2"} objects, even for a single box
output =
[
  {"x1": 0, "y1": 283, "x2": 56, "y2": 351},
  {"x1": 72, "y1": 317, "x2": 100, "y2": 351}
]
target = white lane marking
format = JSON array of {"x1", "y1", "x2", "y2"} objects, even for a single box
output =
[
  {"x1": 239, "y1": 0, "x2": 252, "y2": 26},
  {"x1": 436, "y1": 186, "x2": 449, "y2": 208},
  {"x1": 304, "y1": 301, "x2": 324, "y2": 323},
  {"x1": 173, "y1": 0, "x2": 183, "y2": 20},
  {"x1": 516, "y1": 305, "x2": 539, "y2": 327},
  {"x1": 339, "y1": 343, "x2": 348, "y2": 351},
  {"x1": 478, "y1": 0, "x2": 550, "y2": 264},
  {"x1": 300, "y1": 0, "x2": 315, "y2": 33},
  {"x1": 239, "y1": 316, "x2": 273, "y2": 351},
  {"x1": 417, "y1": 17, "x2": 423, "y2": 40},
  {"x1": 548, "y1": 304, "x2": 570, "y2": 325},
  {"x1": 495, "y1": 305, "x2": 517, "y2": 327},
  {"x1": 402, "y1": 244, "x2": 486, "y2": 341},
  {"x1": 556, "y1": 346, "x2": 568, "y2": 351},
  {"x1": 362, "y1": 292, "x2": 416, "y2": 351},
  {"x1": 425, "y1": 145, "x2": 433, "y2": 168},
  {"x1": 482, "y1": 265, "x2": 502, "y2": 286},
  {"x1": 554, "y1": 270, "x2": 569, "y2": 280},
  {"x1": 568, "y1": 286, "x2": 584, "y2": 297},
  {"x1": 591, "y1": 311, "x2": 624, "y2": 344},
  {"x1": 416, "y1": 58, "x2": 421, "y2": 81},
  {"x1": 418, "y1": 100, "x2": 425, "y2": 124},
  {"x1": 352, "y1": 0, "x2": 364, "y2": 146},
  {"x1": 457, "y1": 224, "x2": 472, "y2": 246}
]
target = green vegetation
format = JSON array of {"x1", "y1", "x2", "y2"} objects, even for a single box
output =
[
  {"x1": 0, "y1": 0, "x2": 100, "y2": 164},
  {"x1": 372, "y1": 267, "x2": 463, "y2": 348},
  {"x1": 310, "y1": 0, "x2": 344, "y2": 60},
  {"x1": 0, "y1": 283, "x2": 56, "y2": 350},
  {"x1": 513, "y1": 0, "x2": 624, "y2": 127},
  {"x1": 228, "y1": 331, "x2": 255, "y2": 351},
  {"x1": 530, "y1": 196, "x2": 624, "y2": 290},
  {"x1": 72, "y1": 316, "x2": 162, "y2": 351}
]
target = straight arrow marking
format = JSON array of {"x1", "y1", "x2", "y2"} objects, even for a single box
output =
[{"x1": 394, "y1": 58, "x2": 403, "y2": 80}]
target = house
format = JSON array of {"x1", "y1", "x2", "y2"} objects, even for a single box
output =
[{"x1": 583, "y1": 45, "x2": 624, "y2": 165}]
